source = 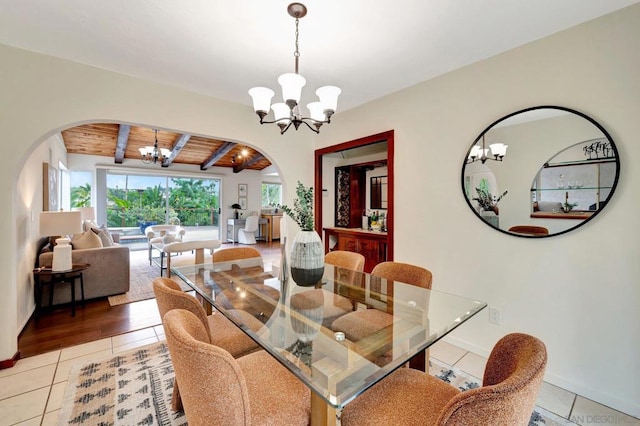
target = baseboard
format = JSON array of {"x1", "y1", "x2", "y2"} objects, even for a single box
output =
[
  {"x1": 0, "y1": 351, "x2": 20, "y2": 370},
  {"x1": 442, "y1": 335, "x2": 640, "y2": 419}
]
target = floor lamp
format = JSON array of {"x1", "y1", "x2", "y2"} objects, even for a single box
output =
[{"x1": 39, "y1": 211, "x2": 82, "y2": 271}]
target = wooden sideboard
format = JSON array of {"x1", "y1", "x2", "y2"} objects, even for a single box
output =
[
  {"x1": 261, "y1": 213, "x2": 283, "y2": 242},
  {"x1": 323, "y1": 227, "x2": 388, "y2": 273}
]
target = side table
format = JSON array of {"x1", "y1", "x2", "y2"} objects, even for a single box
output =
[{"x1": 33, "y1": 263, "x2": 90, "y2": 317}]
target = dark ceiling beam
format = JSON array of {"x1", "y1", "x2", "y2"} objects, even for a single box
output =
[
  {"x1": 201, "y1": 141, "x2": 237, "y2": 170},
  {"x1": 233, "y1": 153, "x2": 264, "y2": 173},
  {"x1": 114, "y1": 124, "x2": 130, "y2": 164},
  {"x1": 162, "y1": 133, "x2": 191, "y2": 167}
]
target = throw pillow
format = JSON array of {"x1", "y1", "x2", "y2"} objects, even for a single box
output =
[
  {"x1": 91, "y1": 224, "x2": 115, "y2": 247},
  {"x1": 162, "y1": 234, "x2": 176, "y2": 244},
  {"x1": 71, "y1": 230, "x2": 103, "y2": 250}
]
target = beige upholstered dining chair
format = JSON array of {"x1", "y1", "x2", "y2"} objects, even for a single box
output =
[
  {"x1": 153, "y1": 277, "x2": 266, "y2": 411},
  {"x1": 164, "y1": 309, "x2": 311, "y2": 426},
  {"x1": 290, "y1": 250, "x2": 366, "y2": 328},
  {"x1": 341, "y1": 333, "x2": 548, "y2": 426},
  {"x1": 212, "y1": 246, "x2": 280, "y2": 303},
  {"x1": 331, "y1": 261, "x2": 433, "y2": 366},
  {"x1": 331, "y1": 261, "x2": 432, "y2": 342}
]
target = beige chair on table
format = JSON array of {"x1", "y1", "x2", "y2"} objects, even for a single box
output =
[
  {"x1": 331, "y1": 261, "x2": 433, "y2": 366},
  {"x1": 212, "y1": 246, "x2": 262, "y2": 265},
  {"x1": 153, "y1": 277, "x2": 267, "y2": 411},
  {"x1": 164, "y1": 309, "x2": 310, "y2": 425},
  {"x1": 341, "y1": 333, "x2": 547, "y2": 426},
  {"x1": 212, "y1": 246, "x2": 280, "y2": 308},
  {"x1": 238, "y1": 214, "x2": 260, "y2": 244},
  {"x1": 291, "y1": 250, "x2": 366, "y2": 328}
]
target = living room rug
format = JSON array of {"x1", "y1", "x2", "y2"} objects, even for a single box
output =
[
  {"x1": 107, "y1": 252, "x2": 193, "y2": 306},
  {"x1": 58, "y1": 342, "x2": 577, "y2": 425}
]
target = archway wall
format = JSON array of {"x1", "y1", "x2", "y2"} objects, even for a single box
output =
[{"x1": 0, "y1": 43, "x2": 314, "y2": 360}]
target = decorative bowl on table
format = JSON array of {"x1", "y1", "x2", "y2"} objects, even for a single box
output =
[{"x1": 371, "y1": 223, "x2": 382, "y2": 232}]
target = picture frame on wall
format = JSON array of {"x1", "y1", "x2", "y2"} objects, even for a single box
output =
[
  {"x1": 42, "y1": 162, "x2": 59, "y2": 211},
  {"x1": 238, "y1": 184, "x2": 248, "y2": 197},
  {"x1": 238, "y1": 197, "x2": 247, "y2": 210}
]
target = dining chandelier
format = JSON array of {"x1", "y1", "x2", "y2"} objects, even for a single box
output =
[
  {"x1": 248, "y1": 3, "x2": 341, "y2": 135},
  {"x1": 139, "y1": 129, "x2": 171, "y2": 165},
  {"x1": 466, "y1": 135, "x2": 508, "y2": 164}
]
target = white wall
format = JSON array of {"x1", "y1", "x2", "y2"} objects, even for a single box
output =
[
  {"x1": 0, "y1": 43, "x2": 313, "y2": 368},
  {"x1": 317, "y1": 4, "x2": 640, "y2": 417}
]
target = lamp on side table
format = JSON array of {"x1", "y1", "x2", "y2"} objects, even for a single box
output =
[{"x1": 39, "y1": 211, "x2": 82, "y2": 271}]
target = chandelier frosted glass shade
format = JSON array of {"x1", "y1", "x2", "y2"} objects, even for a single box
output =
[{"x1": 466, "y1": 135, "x2": 508, "y2": 164}]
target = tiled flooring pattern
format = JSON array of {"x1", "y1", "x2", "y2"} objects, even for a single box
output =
[{"x1": 3, "y1": 329, "x2": 639, "y2": 425}]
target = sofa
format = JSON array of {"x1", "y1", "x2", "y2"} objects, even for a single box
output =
[{"x1": 37, "y1": 243, "x2": 130, "y2": 307}]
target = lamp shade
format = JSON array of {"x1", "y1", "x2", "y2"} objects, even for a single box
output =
[
  {"x1": 278, "y1": 73, "x2": 306, "y2": 104},
  {"x1": 248, "y1": 87, "x2": 275, "y2": 113},
  {"x1": 306, "y1": 102, "x2": 325, "y2": 122},
  {"x1": 272, "y1": 103, "x2": 292, "y2": 123},
  {"x1": 73, "y1": 207, "x2": 95, "y2": 222},
  {"x1": 316, "y1": 85, "x2": 341, "y2": 113},
  {"x1": 489, "y1": 143, "x2": 508, "y2": 157},
  {"x1": 39, "y1": 211, "x2": 82, "y2": 237}
]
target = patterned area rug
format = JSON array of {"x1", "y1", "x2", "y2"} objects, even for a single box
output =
[
  {"x1": 429, "y1": 358, "x2": 578, "y2": 426},
  {"x1": 107, "y1": 253, "x2": 193, "y2": 306},
  {"x1": 58, "y1": 342, "x2": 578, "y2": 425},
  {"x1": 57, "y1": 342, "x2": 186, "y2": 425}
]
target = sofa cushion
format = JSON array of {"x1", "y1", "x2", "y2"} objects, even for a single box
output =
[
  {"x1": 71, "y1": 231, "x2": 103, "y2": 250},
  {"x1": 91, "y1": 224, "x2": 115, "y2": 247}
]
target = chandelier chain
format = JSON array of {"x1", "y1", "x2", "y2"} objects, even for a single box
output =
[{"x1": 294, "y1": 17, "x2": 300, "y2": 74}]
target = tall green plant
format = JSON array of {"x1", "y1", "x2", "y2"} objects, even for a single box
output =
[{"x1": 278, "y1": 181, "x2": 314, "y2": 231}]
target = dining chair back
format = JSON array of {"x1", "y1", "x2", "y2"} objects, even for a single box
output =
[
  {"x1": 325, "y1": 250, "x2": 366, "y2": 272},
  {"x1": 508, "y1": 225, "x2": 549, "y2": 236},
  {"x1": 213, "y1": 247, "x2": 262, "y2": 265},
  {"x1": 164, "y1": 309, "x2": 311, "y2": 425},
  {"x1": 341, "y1": 332, "x2": 547, "y2": 426},
  {"x1": 371, "y1": 261, "x2": 433, "y2": 289}
]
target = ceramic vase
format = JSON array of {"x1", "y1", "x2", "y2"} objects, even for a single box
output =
[{"x1": 290, "y1": 230, "x2": 324, "y2": 287}]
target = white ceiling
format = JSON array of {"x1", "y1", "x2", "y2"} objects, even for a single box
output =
[{"x1": 0, "y1": 0, "x2": 638, "y2": 113}]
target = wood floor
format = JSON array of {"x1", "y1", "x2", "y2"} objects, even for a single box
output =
[{"x1": 17, "y1": 241, "x2": 282, "y2": 359}]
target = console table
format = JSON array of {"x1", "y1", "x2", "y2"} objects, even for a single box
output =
[{"x1": 33, "y1": 263, "x2": 90, "y2": 317}]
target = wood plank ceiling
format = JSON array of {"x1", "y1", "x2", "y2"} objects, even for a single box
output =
[{"x1": 61, "y1": 123, "x2": 272, "y2": 172}]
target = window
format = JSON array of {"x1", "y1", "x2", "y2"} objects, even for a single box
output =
[
  {"x1": 262, "y1": 183, "x2": 282, "y2": 207},
  {"x1": 105, "y1": 172, "x2": 221, "y2": 228},
  {"x1": 70, "y1": 171, "x2": 92, "y2": 208}
]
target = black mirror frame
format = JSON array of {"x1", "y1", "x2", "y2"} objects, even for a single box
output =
[{"x1": 461, "y1": 105, "x2": 621, "y2": 238}]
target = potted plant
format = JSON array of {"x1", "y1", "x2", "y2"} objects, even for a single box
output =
[
  {"x1": 230, "y1": 203, "x2": 242, "y2": 219},
  {"x1": 278, "y1": 181, "x2": 324, "y2": 286}
]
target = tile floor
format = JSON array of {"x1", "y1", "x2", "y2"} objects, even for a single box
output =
[{"x1": 2, "y1": 329, "x2": 638, "y2": 425}]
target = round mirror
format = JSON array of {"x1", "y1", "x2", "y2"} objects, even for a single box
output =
[{"x1": 461, "y1": 106, "x2": 620, "y2": 238}]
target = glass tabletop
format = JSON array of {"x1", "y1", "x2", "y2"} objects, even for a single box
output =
[{"x1": 171, "y1": 260, "x2": 486, "y2": 409}]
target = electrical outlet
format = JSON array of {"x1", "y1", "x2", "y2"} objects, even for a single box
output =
[{"x1": 488, "y1": 307, "x2": 502, "y2": 325}]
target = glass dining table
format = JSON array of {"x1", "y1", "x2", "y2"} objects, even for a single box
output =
[{"x1": 171, "y1": 259, "x2": 486, "y2": 426}]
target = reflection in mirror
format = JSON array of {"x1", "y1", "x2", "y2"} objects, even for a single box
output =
[
  {"x1": 461, "y1": 106, "x2": 620, "y2": 238},
  {"x1": 370, "y1": 176, "x2": 388, "y2": 209}
]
